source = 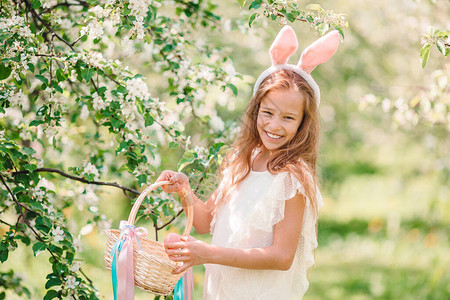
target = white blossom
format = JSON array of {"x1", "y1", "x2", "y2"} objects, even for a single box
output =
[
  {"x1": 83, "y1": 162, "x2": 100, "y2": 181},
  {"x1": 121, "y1": 101, "x2": 136, "y2": 118},
  {"x1": 132, "y1": 18, "x2": 145, "y2": 40},
  {"x1": 65, "y1": 275, "x2": 79, "y2": 290},
  {"x1": 88, "y1": 51, "x2": 104, "y2": 68},
  {"x1": 381, "y1": 98, "x2": 391, "y2": 112},
  {"x1": 126, "y1": 78, "x2": 150, "y2": 101},
  {"x1": 52, "y1": 226, "x2": 65, "y2": 243},
  {"x1": 193, "y1": 146, "x2": 208, "y2": 160},
  {"x1": 80, "y1": 20, "x2": 103, "y2": 40},
  {"x1": 70, "y1": 70, "x2": 78, "y2": 82},
  {"x1": 89, "y1": 5, "x2": 106, "y2": 18},
  {"x1": 32, "y1": 186, "x2": 46, "y2": 201},
  {"x1": 129, "y1": 0, "x2": 152, "y2": 19},
  {"x1": 42, "y1": 0, "x2": 57, "y2": 9},
  {"x1": 80, "y1": 105, "x2": 90, "y2": 120},
  {"x1": 80, "y1": 224, "x2": 94, "y2": 236},
  {"x1": 73, "y1": 236, "x2": 82, "y2": 252},
  {"x1": 45, "y1": 125, "x2": 59, "y2": 139},
  {"x1": 92, "y1": 92, "x2": 108, "y2": 110},
  {"x1": 8, "y1": 89, "x2": 27, "y2": 107},
  {"x1": 37, "y1": 177, "x2": 56, "y2": 192},
  {"x1": 71, "y1": 261, "x2": 81, "y2": 272},
  {"x1": 209, "y1": 115, "x2": 225, "y2": 131},
  {"x1": 80, "y1": 185, "x2": 99, "y2": 207}
]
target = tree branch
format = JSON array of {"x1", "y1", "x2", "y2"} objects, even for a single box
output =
[
  {"x1": 23, "y1": 0, "x2": 75, "y2": 51},
  {"x1": 155, "y1": 209, "x2": 184, "y2": 231},
  {"x1": 41, "y1": 0, "x2": 88, "y2": 14},
  {"x1": 79, "y1": 268, "x2": 93, "y2": 286},
  {"x1": 13, "y1": 168, "x2": 140, "y2": 195},
  {"x1": 0, "y1": 218, "x2": 13, "y2": 227},
  {"x1": 0, "y1": 174, "x2": 58, "y2": 262}
]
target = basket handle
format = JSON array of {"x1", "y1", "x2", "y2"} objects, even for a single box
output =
[{"x1": 127, "y1": 181, "x2": 194, "y2": 237}]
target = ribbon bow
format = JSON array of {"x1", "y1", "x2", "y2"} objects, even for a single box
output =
[{"x1": 110, "y1": 220, "x2": 147, "y2": 300}]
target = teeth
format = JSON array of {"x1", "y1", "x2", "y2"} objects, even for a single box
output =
[{"x1": 267, "y1": 132, "x2": 282, "y2": 139}]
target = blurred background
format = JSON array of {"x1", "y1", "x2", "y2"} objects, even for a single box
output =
[{"x1": 2, "y1": 0, "x2": 448, "y2": 299}]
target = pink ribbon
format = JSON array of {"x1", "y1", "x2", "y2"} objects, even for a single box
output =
[{"x1": 112, "y1": 220, "x2": 147, "y2": 300}]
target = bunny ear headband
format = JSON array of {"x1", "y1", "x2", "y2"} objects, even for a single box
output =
[{"x1": 253, "y1": 25, "x2": 341, "y2": 107}]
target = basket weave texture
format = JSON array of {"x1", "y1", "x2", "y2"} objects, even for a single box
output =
[{"x1": 104, "y1": 181, "x2": 194, "y2": 296}]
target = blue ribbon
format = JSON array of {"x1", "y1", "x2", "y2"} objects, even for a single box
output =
[{"x1": 174, "y1": 277, "x2": 184, "y2": 300}]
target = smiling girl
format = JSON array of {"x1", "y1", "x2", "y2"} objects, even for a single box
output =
[{"x1": 157, "y1": 26, "x2": 341, "y2": 299}]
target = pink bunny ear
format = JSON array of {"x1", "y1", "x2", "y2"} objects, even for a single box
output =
[
  {"x1": 298, "y1": 30, "x2": 340, "y2": 74},
  {"x1": 269, "y1": 25, "x2": 299, "y2": 66}
]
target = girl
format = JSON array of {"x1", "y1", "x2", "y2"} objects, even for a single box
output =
[{"x1": 157, "y1": 26, "x2": 340, "y2": 299}]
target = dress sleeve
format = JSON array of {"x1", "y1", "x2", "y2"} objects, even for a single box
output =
[{"x1": 249, "y1": 171, "x2": 323, "y2": 238}]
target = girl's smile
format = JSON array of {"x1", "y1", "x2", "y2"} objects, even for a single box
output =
[{"x1": 257, "y1": 88, "x2": 305, "y2": 153}]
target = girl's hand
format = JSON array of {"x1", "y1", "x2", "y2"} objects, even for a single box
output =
[
  {"x1": 156, "y1": 170, "x2": 189, "y2": 194},
  {"x1": 164, "y1": 236, "x2": 211, "y2": 274}
]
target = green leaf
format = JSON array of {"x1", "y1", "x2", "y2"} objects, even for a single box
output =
[
  {"x1": 286, "y1": 12, "x2": 297, "y2": 23},
  {"x1": 45, "y1": 276, "x2": 62, "y2": 289},
  {"x1": 29, "y1": 119, "x2": 44, "y2": 127},
  {"x1": 144, "y1": 34, "x2": 152, "y2": 44},
  {"x1": 249, "y1": 13, "x2": 259, "y2": 27},
  {"x1": 110, "y1": 117, "x2": 125, "y2": 129},
  {"x1": 436, "y1": 40, "x2": 447, "y2": 56},
  {"x1": 144, "y1": 113, "x2": 154, "y2": 127},
  {"x1": 123, "y1": 4, "x2": 131, "y2": 16},
  {"x1": 116, "y1": 85, "x2": 127, "y2": 93},
  {"x1": 22, "y1": 147, "x2": 36, "y2": 155},
  {"x1": 35, "y1": 74, "x2": 49, "y2": 84},
  {"x1": 43, "y1": 290, "x2": 59, "y2": 300},
  {"x1": 169, "y1": 141, "x2": 178, "y2": 149},
  {"x1": 249, "y1": 0, "x2": 261, "y2": 10},
  {"x1": 435, "y1": 30, "x2": 450, "y2": 38},
  {"x1": 35, "y1": 216, "x2": 52, "y2": 233},
  {"x1": 0, "y1": 245, "x2": 8, "y2": 263},
  {"x1": 334, "y1": 26, "x2": 345, "y2": 39},
  {"x1": 236, "y1": 0, "x2": 246, "y2": 8},
  {"x1": 175, "y1": 7, "x2": 183, "y2": 16},
  {"x1": 14, "y1": 235, "x2": 31, "y2": 246},
  {"x1": 32, "y1": 242, "x2": 47, "y2": 256},
  {"x1": 137, "y1": 174, "x2": 147, "y2": 186},
  {"x1": 27, "y1": 63, "x2": 35, "y2": 73},
  {"x1": 31, "y1": 0, "x2": 41, "y2": 9},
  {"x1": 56, "y1": 69, "x2": 67, "y2": 82},
  {"x1": 420, "y1": 44, "x2": 431, "y2": 68},
  {"x1": 52, "y1": 83, "x2": 63, "y2": 93},
  {"x1": 0, "y1": 64, "x2": 12, "y2": 80},
  {"x1": 82, "y1": 68, "x2": 96, "y2": 82},
  {"x1": 24, "y1": 163, "x2": 37, "y2": 171},
  {"x1": 226, "y1": 83, "x2": 238, "y2": 96}
]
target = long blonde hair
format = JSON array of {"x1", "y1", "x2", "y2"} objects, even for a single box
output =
[{"x1": 215, "y1": 69, "x2": 320, "y2": 218}]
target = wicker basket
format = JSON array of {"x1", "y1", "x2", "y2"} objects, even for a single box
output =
[{"x1": 104, "y1": 181, "x2": 194, "y2": 296}]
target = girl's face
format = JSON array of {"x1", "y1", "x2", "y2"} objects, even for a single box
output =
[{"x1": 256, "y1": 88, "x2": 305, "y2": 152}]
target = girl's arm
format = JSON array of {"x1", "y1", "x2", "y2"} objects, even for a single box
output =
[
  {"x1": 156, "y1": 170, "x2": 217, "y2": 234},
  {"x1": 165, "y1": 192, "x2": 306, "y2": 273}
]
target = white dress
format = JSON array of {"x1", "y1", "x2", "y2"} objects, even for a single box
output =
[{"x1": 203, "y1": 165, "x2": 324, "y2": 300}]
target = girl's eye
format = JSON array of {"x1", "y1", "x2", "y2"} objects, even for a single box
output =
[
  {"x1": 284, "y1": 116, "x2": 294, "y2": 120},
  {"x1": 262, "y1": 111, "x2": 272, "y2": 115}
]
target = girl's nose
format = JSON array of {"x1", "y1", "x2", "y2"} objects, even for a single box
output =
[{"x1": 268, "y1": 119, "x2": 282, "y2": 131}]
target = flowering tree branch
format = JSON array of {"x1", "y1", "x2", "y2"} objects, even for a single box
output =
[
  {"x1": 22, "y1": 0, "x2": 76, "y2": 51},
  {"x1": 12, "y1": 168, "x2": 141, "y2": 195}
]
